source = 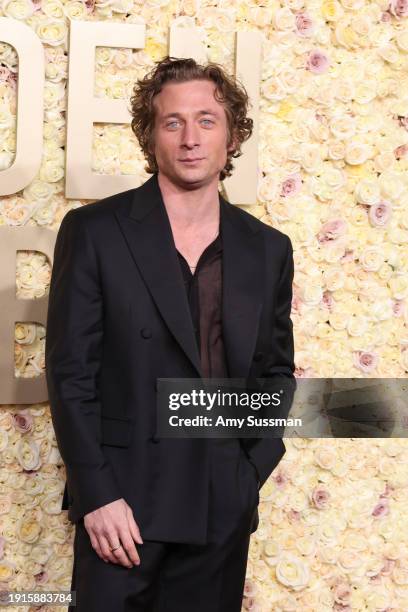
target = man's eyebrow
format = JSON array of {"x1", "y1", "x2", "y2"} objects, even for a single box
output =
[{"x1": 161, "y1": 110, "x2": 219, "y2": 120}]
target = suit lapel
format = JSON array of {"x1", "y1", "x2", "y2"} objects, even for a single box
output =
[
  {"x1": 220, "y1": 196, "x2": 264, "y2": 379},
  {"x1": 114, "y1": 174, "x2": 202, "y2": 376},
  {"x1": 114, "y1": 173, "x2": 264, "y2": 381}
]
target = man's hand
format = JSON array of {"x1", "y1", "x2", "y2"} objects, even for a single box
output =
[{"x1": 83, "y1": 498, "x2": 143, "y2": 567}]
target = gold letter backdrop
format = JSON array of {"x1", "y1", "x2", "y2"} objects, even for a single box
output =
[{"x1": 1, "y1": 1, "x2": 408, "y2": 610}]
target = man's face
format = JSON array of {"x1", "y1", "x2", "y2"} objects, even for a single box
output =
[{"x1": 151, "y1": 79, "x2": 233, "y2": 190}]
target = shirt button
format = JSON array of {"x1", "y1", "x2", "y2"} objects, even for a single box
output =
[{"x1": 140, "y1": 328, "x2": 152, "y2": 339}]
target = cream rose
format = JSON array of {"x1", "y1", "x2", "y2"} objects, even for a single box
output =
[
  {"x1": 275, "y1": 553, "x2": 310, "y2": 590},
  {"x1": 36, "y1": 20, "x2": 67, "y2": 47},
  {"x1": 354, "y1": 179, "x2": 381, "y2": 205}
]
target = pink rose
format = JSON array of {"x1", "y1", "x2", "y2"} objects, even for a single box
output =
[
  {"x1": 243, "y1": 579, "x2": 257, "y2": 598},
  {"x1": 398, "y1": 116, "x2": 408, "y2": 130},
  {"x1": 353, "y1": 350, "x2": 379, "y2": 373},
  {"x1": 12, "y1": 411, "x2": 33, "y2": 433},
  {"x1": 287, "y1": 509, "x2": 301, "y2": 521},
  {"x1": 372, "y1": 498, "x2": 389, "y2": 518},
  {"x1": 291, "y1": 290, "x2": 302, "y2": 314},
  {"x1": 34, "y1": 570, "x2": 49, "y2": 584},
  {"x1": 243, "y1": 597, "x2": 261, "y2": 611},
  {"x1": 334, "y1": 583, "x2": 352, "y2": 606},
  {"x1": 312, "y1": 486, "x2": 330, "y2": 509},
  {"x1": 274, "y1": 470, "x2": 288, "y2": 488},
  {"x1": 368, "y1": 200, "x2": 392, "y2": 227},
  {"x1": 306, "y1": 49, "x2": 330, "y2": 74},
  {"x1": 392, "y1": 300, "x2": 405, "y2": 316},
  {"x1": 394, "y1": 144, "x2": 408, "y2": 158},
  {"x1": 389, "y1": 0, "x2": 408, "y2": 18},
  {"x1": 322, "y1": 290, "x2": 334, "y2": 310},
  {"x1": 380, "y1": 558, "x2": 396, "y2": 575},
  {"x1": 295, "y1": 12, "x2": 314, "y2": 37},
  {"x1": 317, "y1": 218, "x2": 347, "y2": 243},
  {"x1": 0, "y1": 67, "x2": 10, "y2": 82},
  {"x1": 280, "y1": 173, "x2": 302, "y2": 197},
  {"x1": 340, "y1": 249, "x2": 355, "y2": 263},
  {"x1": 295, "y1": 366, "x2": 315, "y2": 378},
  {"x1": 380, "y1": 482, "x2": 394, "y2": 497}
]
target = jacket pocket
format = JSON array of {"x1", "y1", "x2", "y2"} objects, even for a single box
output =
[{"x1": 101, "y1": 415, "x2": 134, "y2": 447}]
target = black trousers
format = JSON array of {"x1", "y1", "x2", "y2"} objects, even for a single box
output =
[{"x1": 69, "y1": 439, "x2": 259, "y2": 611}]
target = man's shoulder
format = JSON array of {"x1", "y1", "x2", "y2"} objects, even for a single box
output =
[
  {"x1": 65, "y1": 185, "x2": 137, "y2": 224},
  {"x1": 226, "y1": 201, "x2": 291, "y2": 249}
]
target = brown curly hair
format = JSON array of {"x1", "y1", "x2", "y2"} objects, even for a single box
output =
[{"x1": 129, "y1": 56, "x2": 253, "y2": 181}]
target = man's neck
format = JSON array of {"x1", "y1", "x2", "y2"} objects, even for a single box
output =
[{"x1": 157, "y1": 172, "x2": 220, "y2": 229}]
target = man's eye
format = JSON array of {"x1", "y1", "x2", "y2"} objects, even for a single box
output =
[
  {"x1": 166, "y1": 121, "x2": 179, "y2": 128},
  {"x1": 201, "y1": 119, "x2": 213, "y2": 126}
]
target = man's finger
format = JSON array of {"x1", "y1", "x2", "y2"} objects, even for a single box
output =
[
  {"x1": 126, "y1": 506, "x2": 144, "y2": 545},
  {"x1": 117, "y1": 526, "x2": 141, "y2": 566},
  {"x1": 87, "y1": 530, "x2": 109, "y2": 563},
  {"x1": 98, "y1": 533, "x2": 123, "y2": 565}
]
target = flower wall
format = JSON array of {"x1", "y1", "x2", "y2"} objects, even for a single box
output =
[{"x1": 1, "y1": 0, "x2": 408, "y2": 610}]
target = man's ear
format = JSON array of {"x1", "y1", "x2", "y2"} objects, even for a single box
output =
[{"x1": 227, "y1": 132, "x2": 238, "y2": 154}]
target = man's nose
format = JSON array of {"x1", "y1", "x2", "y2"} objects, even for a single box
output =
[{"x1": 181, "y1": 121, "x2": 200, "y2": 148}]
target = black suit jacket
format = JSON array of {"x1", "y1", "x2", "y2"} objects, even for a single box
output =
[{"x1": 45, "y1": 172, "x2": 295, "y2": 545}]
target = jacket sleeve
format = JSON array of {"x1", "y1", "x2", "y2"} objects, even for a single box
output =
[
  {"x1": 45, "y1": 209, "x2": 122, "y2": 521},
  {"x1": 245, "y1": 233, "x2": 297, "y2": 489}
]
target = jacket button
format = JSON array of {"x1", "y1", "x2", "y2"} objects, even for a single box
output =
[
  {"x1": 140, "y1": 328, "x2": 152, "y2": 339},
  {"x1": 253, "y1": 351, "x2": 264, "y2": 362}
]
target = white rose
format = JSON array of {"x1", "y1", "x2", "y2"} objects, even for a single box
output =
[
  {"x1": 274, "y1": 7, "x2": 296, "y2": 31},
  {"x1": 396, "y1": 30, "x2": 408, "y2": 52},
  {"x1": 261, "y1": 76, "x2": 287, "y2": 101},
  {"x1": 335, "y1": 79, "x2": 355, "y2": 102},
  {"x1": 354, "y1": 179, "x2": 381, "y2": 205},
  {"x1": 277, "y1": 67, "x2": 301, "y2": 94},
  {"x1": 95, "y1": 47, "x2": 115, "y2": 66},
  {"x1": 15, "y1": 438, "x2": 41, "y2": 471},
  {"x1": 17, "y1": 517, "x2": 42, "y2": 544},
  {"x1": 359, "y1": 246, "x2": 384, "y2": 271},
  {"x1": 300, "y1": 284, "x2": 323, "y2": 306},
  {"x1": 323, "y1": 267, "x2": 345, "y2": 291},
  {"x1": 36, "y1": 20, "x2": 67, "y2": 47},
  {"x1": 388, "y1": 276, "x2": 408, "y2": 300},
  {"x1": 345, "y1": 141, "x2": 372, "y2": 165},
  {"x1": 42, "y1": 0, "x2": 64, "y2": 19},
  {"x1": 329, "y1": 114, "x2": 356, "y2": 139},
  {"x1": 0, "y1": 104, "x2": 14, "y2": 130},
  {"x1": 347, "y1": 314, "x2": 368, "y2": 336},
  {"x1": 3, "y1": 0, "x2": 34, "y2": 19},
  {"x1": 299, "y1": 144, "x2": 322, "y2": 173},
  {"x1": 275, "y1": 553, "x2": 310, "y2": 590},
  {"x1": 374, "y1": 151, "x2": 396, "y2": 173},
  {"x1": 401, "y1": 349, "x2": 408, "y2": 372},
  {"x1": 379, "y1": 171, "x2": 405, "y2": 201},
  {"x1": 39, "y1": 159, "x2": 64, "y2": 183},
  {"x1": 64, "y1": 1, "x2": 88, "y2": 19},
  {"x1": 32, "y1": 202, "x2": 58, "y2": 226},
  {"x1": 327, "y1": 139, "x2": 346, "y2": 160},
  {"x1": 43, "y1": 82, "x2": 65, "y2": 110},
  {"x1": 112, "y1": 0, "x2": 135, "y2": 12},
  {"x1": 23, "y1": 180, "x2": 55, "y2": 203},
  {"x1": 378, "y1": 44, "x2": 400, "y2": 64}
]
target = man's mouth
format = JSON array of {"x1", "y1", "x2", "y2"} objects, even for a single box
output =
[{"x1": 179, "y1": 158, "x2": 204, "y2": 164}]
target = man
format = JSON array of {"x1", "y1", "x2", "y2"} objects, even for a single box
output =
[{"x1": 45, "y1": 56, "x2": 295, "y2": 611}]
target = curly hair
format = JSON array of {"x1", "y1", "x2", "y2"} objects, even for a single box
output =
[{"x1": 129, "y1": 56, "x2": 253, "y2": 181}]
